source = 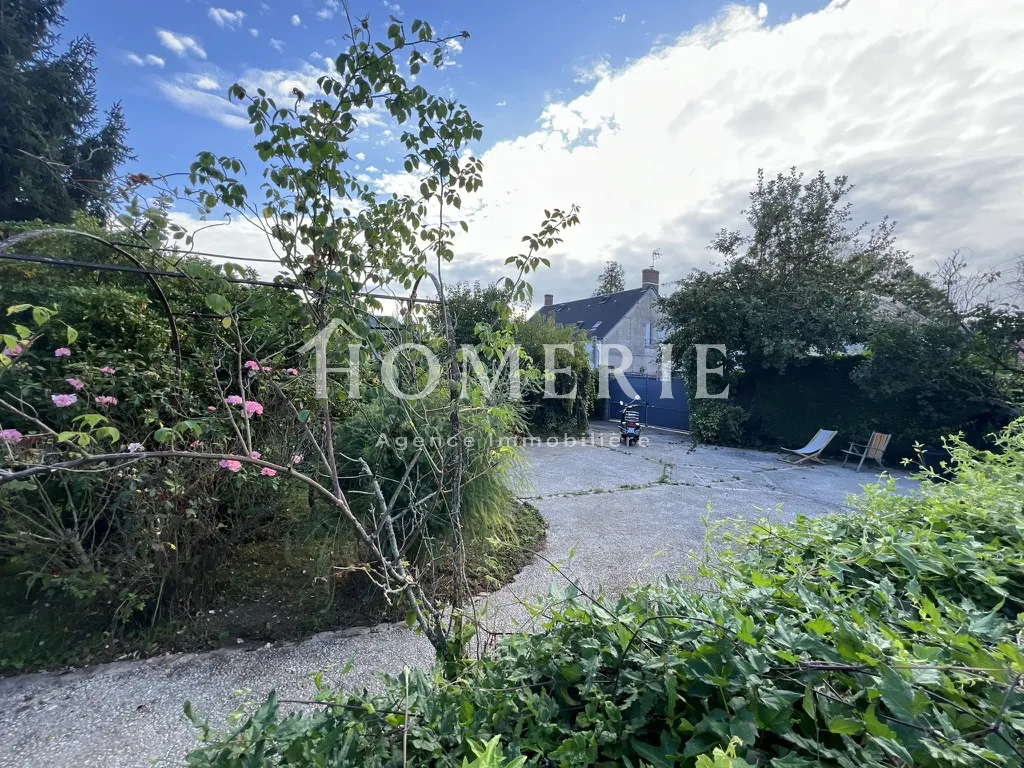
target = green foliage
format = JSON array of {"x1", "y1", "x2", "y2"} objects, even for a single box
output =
[
  {"x1": 429, "y1": 281, "x2": 529, "y2": 346},
  {"x1": 689, "y1": 400, "x2": 747, "y2": 446},
  {"x1": 515, "y1": 317, "x2": 594, "y2": 436},
  {"x1": 0, "y1": 0, "x2": 132, "y2": 222},
  {"x1": 592, "y1": 260, "x2": 625, "y2": 296},
  {"x1": 185, "y1": 419, "x2": 1024, "y2": 767}
]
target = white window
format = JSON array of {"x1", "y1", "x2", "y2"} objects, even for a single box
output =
[{"x1": 644, "y1": 321, "x2": 653, "y2": 347}]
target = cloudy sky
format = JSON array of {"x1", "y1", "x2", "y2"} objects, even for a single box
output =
[{"x1": 71, "y1": 0, "x2": 1024, "y2": 304}]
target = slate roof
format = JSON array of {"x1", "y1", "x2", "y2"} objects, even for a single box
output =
[{"x1": 533, "y1": 286, "x2": 652, "y2": 338}]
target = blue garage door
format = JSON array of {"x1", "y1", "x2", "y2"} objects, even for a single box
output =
[{"x1": 608, "y1": 374, "x2": 689, "y2": 431}]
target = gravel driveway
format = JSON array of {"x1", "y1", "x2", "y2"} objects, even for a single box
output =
[{"x1": 0, "y1": 427, "x2": 916, "y2": 767}]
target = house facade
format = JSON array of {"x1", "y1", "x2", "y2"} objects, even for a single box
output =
[{"x1": 534, "y1": 268, "x2": 666, "y2": 375}]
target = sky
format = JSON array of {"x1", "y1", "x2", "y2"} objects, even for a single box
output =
[{"x1": 66, "y1": 0, "x2": 1024, "y2": 305}]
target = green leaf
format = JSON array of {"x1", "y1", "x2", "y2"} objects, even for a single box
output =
[
  {"x1": 205, "y1": 294, "x2": 232, "y2": 315},
  {"x1": 827, "y1": 717, "x2": 864, "y2": 735},
  {"x1": 221, "y1": 316, "x2": 232, "y2": 329},
  {"x1": 297, "y1": 409, "x2": 311, "y2": 423},
  {"x1": 153, "y1": 427, "x2": 175, "y2": 444},
  {"x1": 66, "y1": 325, "x2": 79, "y2": 345},
  {"x1": 864, "y1": 704, "x2": 897, "y2": 739},
  {"x1": 880, "y1": 667, "x2": 918, "y2": 720},
  {"x1": 6, "y1": 304, "x2": 31, "y2": 315}
]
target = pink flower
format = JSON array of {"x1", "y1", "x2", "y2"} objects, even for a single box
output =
[
  {"x1": 243, "y1": 400, "x2": 263, "y2": 416},
  {"x1": 219, "y1": 459, "x2": 243, "y2": 473},
  {"x1": 127, "y1": 442, "x2": 144, "y2": 452},
  {"x1": 250, "y1": 450, "x2": 261, "y2": 459},
  {"x1": 260, "y1": 467, "x2": 277, "y2": 477},
  {"x1": 190, "y1": 441, "x2": 202, "y2": 449},
  {"x1": 54, "y1": 347, "x2": 71, "y2": 358},
  {"x1": 66, "y1": 378, "x2": 84, "y2": 391},
  {"x1": 51, "y1": 394, "x2": 78, "y2": 408},
  {"x1": 207, "y1": 405, "x2": 217, "y2": 412},
  {"x1": 261, "y1": 366, "x2": 273, "y2": 373},
  {"x1": 94, "y1": 396, "x2": 119, "y2": 406},
  {"x1": 244, "y1": 360, "x2": 260, "y2": 371},
  {"x1": 225, "y1": 395, "x2": 244, "y2": 406},
  {"x1": 286, "y1": 368, "x2": 299, "y2": 376},
  {"x1": 100, "y1": 366, "x2": 116, "y2": 375},
  {"x1": 1, "y1": 429, "x2": 24, "y2": 443},
  {"x1": 3, "y1": 344, "x2": 22, "y2": 358},
  {"x1": 291, "y1": 453, "x2": 304, "y2": 464}
]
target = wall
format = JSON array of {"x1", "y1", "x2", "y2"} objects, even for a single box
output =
[{"x1": 598, "y1": 288, "x2": 665, "y2": 374}]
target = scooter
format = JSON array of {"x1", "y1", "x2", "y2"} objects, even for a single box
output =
[{"x1": 618, "y1": 396, "x2": 644, "y2": 446}]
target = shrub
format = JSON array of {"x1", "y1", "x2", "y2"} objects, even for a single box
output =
[
  {"x1": 689, "y1": 400, "x2": 747, "y2": 446},
  {"x1": 185, "y1": 420, "x2": 1024, "y2": 767}
]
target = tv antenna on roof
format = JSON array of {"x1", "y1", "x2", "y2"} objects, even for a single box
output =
[{"x1": 650, "y1": 248, "x2": 661, "y2": 269}]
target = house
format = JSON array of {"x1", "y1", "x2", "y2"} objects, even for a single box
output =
[{"x1": 534, "y1": 268, "x2": 665, "y2": 374}]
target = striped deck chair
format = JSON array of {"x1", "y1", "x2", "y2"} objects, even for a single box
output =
[
  {"x1": 841, "y1": 432, "x2": 891, "y2": 472},
  {"x1": 780, "y1": 429, "x2": 838, "y2": 465}
]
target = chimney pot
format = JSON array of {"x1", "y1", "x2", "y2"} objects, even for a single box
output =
[
  {"x1": 642, "y1": 268, "x2": 660, "y2": 291},
  {"x1": 543, "y1": 293, "x2": 554, "y2": 306}
]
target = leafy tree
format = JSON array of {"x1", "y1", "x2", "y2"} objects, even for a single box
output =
[
  {"x1": 0, "y1": 0, "x2": 132, "y2": 223},
  {"x1": 592, "y1": 260, "x2": 625, "y2": 296},
  {"x1": 428, "y1": 281, "x2": 527, "y2": 346},
  {"x1": 661, "y1": 169, "x2": 935, "y2": 380}
]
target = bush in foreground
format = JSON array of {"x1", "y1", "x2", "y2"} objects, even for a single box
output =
[{"x1": 185, "y1": 422, "x2": 1024, "y2": 767}]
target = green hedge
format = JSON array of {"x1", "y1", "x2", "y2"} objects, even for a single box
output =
[{"x1": 739, "y1": 356, "x2": 1001, "y2": 458}]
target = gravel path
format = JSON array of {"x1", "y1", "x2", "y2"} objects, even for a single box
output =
[{"x1": 0, "y1": 428, "x2": 915, "y2": 767}]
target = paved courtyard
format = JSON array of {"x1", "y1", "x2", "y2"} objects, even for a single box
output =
[{"x1": 0, "y1": 428, "x2": 917, "y2": 767}]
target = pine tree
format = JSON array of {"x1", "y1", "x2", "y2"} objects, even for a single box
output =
[
  {"x1": 592, "y1": 260, "x2": 625, "y2": 296},
  {"x1": 0, "y1": 0, "x2": 133, "y2": 223}
]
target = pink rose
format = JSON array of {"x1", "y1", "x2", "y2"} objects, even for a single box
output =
[
  {"x1": 1, "y1": 428, "x2": 24, "y2": 443},
  {"x1": 218, "y1": 459, "x2": 243, "y2": 473},
  {"x1": 243, "y1": 401, "x2": 263, "y2": 416},
  {"x1": 286, "y1": 368, "x2": 299, "y2": 376},
  {"x1": 244, "y1": 360, "x2": 260, "y2": 371},
  {"x1": 3, "y1": 344, "x2": 23, "y2": 358},
  {"x1": 54, "y1": 347, "x2": 71, "y2": 357},
  {"x1": 100, "y1": 366, "x2": 116, "y2": 375},
  {"x1": 207, "y1": 405, "x2": 217, "y2": 412},
  {"x1": 51, "y1": 394, "x2": 78, "y2": 408},
  {"x1": 66, "y1": 378, "x2": 84, "y2": 391},
  {"x1": 291, "y1": 453, "x2": 304, "y2": 464},
  {"x1": 260, "y1": 467, "x2": 277, "y2": 477},
  {"x1": 250, "y1": 450, "x2": 261, "y2": 459},
  {"x1": 261, "y1": 366, "x2": 273, "y2": 373},
  {"x1": 94, "y1": 395, "x2": 118, "y2": 406},
  {"x1": 225, "y1": 395, "x2": 244, "y2": 406}
]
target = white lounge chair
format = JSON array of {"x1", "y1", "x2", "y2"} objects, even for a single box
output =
[
  {"x1": 780, "y1": 429, "x2": 838, "y2": 465},
  {"x1": 841, "y1": 432, "x2": 891, "y2": 472}
]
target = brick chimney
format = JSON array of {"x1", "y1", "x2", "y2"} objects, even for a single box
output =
[
  {"x1": 641, "y1": 268, "x2": 660, "y2": 291},
  {"x1": 544, "y1": 293, "x2": 554, "y2": 306}
]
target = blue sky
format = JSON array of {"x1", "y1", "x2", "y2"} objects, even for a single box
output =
[
  {"x1": 61, "y1": 0, "x2": 1024, "y2": 300},
  {"x1": 67, "y1": 0, "x2": 820, "y2": 174}
]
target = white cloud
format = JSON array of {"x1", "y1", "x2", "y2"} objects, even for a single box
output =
[
  {"x1": 496, "y1": 100, "x2": 507, "y2": 107},
  {"x1": 156, "y1": 82, "x2": 248, "y2": 128},
  {"x1": 355, "y1": 152, "x2": 366, "y2": 160},
  {"x1": 208, "y1": 8, "x2": 246, "y2": 28},
  {"x1": 291, "y1": 14, "x2": 301, "y2": 25},
  {"x1": 373, "y1": 0, "x2": 1024, "y2": 301},
  {"x1": 157, "y1": 29, "x2": 207, "y2": 59},
  {"x1": 168, "y1": 213, "x2": 284, "y2": 280},
  {"x1": 757, "y1": 3, "x2": 768, "y2": 20},
  {"x1": 365, "y1": 165, "x2": 379, "y2": 173},
  {"x1": 126, "y1": 52, "x2": 165, "y2": 67},
  {"x1": 317, "y1": 7, "x2": 333, "y2": 19},
  {"x1": 446, "y1": 38, "x2": 464, "y2": 54},
  {"x1": 195, "y1": 75, "x2": 220, "y2": 91},
  {"x1": 614, "y1": 13, "x2": 626, "y2": 23},
  {"x1": 325, "y1": 38, "x2": 337, "y2": 46},
  {"x1": 269, "y1": 38, "x2": 286, "y2": 52},
  {"x1": 249, "y1": 28, "x2": 259, "y2": 37},
  {"x1": 260, "y1": 2, "x2": 271, "y2": 14}
]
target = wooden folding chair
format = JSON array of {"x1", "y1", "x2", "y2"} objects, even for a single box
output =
[
  {"x1": 780, "y1": 429, "x2": 838, "y2": 465},
  {"x1": 841, "y1": 432, "x2": 891, "y2": 472}
]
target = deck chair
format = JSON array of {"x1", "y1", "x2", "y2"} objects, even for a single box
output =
[
  {"x1": 841, "y1": 432, "x2": 891, "y2": 472},
  {"x1": 780, "y1": 429, "x2": 838, "y2": 465}
]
